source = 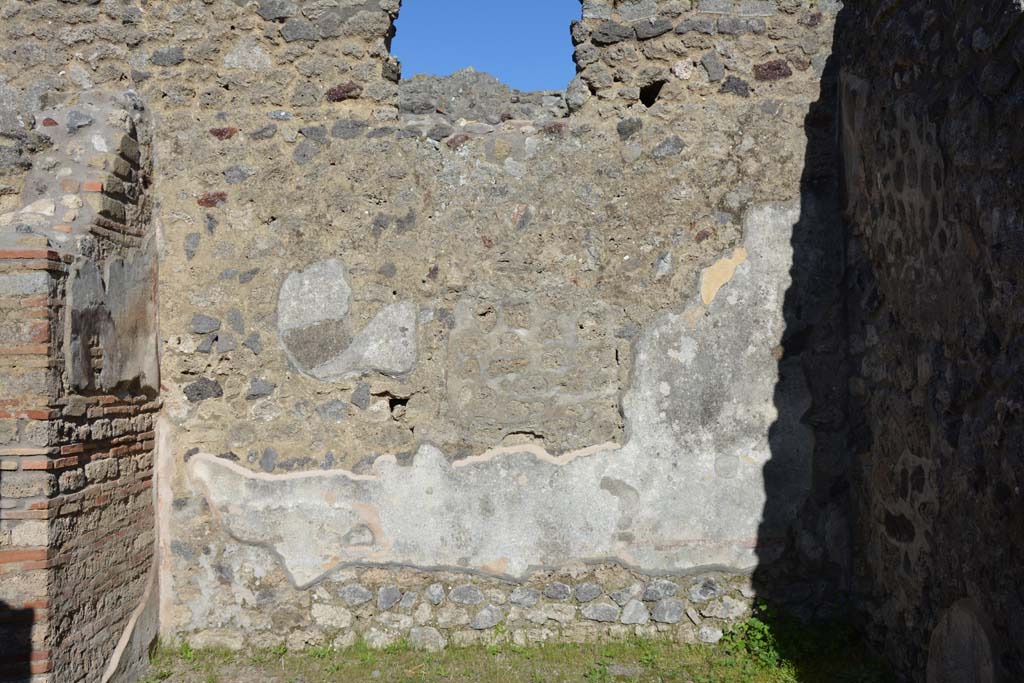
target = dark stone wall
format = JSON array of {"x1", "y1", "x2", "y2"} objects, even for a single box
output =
[{"x1": 839, "y1": 1, "x2": 1024, "y2": 680}]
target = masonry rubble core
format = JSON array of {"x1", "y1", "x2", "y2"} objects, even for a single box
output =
[{"x1": 0, "y1": 2, "x2": 1020, "y2": 683}]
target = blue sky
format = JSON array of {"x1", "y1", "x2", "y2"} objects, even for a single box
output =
[{"x1": 391, "y1": 1, "x2": 581, "y2": 91}]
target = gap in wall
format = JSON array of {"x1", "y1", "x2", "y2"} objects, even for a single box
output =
[{"x1": 390, "y1": 0, "x2": 579, "y2": 92}]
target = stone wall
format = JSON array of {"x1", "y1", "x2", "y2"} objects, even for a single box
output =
[
  {"x1": 0, "y1": 92, "x2": 159, "y2": 682},
  {"x1": 840, "y1": 1, "x2": 1024, "y2": 680},
  {"x1": 0, "y1": 0, "x2": 855, "y2": 677}
]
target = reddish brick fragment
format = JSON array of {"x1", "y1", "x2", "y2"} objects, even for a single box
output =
[
  {"x1": 326, "y1": 82, "x2": 362, "y2": 102},
  {"x1": 209, "y1": 127, "x2": 238, "y2": 140},
  {"x1": 754, "y1": 59, "x2": 793, "y2": 82},
  {"x1": 82, "y1": 180, "x2": 103, "y2": 193},
  {"x1": 197, "y1": 192, "x2": 228, "y2": 208},
  {"x1": 543, "y1": 121, "x2": 569, "y2": 137},
  {"x1": 446, "y1": 133, "x2": 471, "y2": 150},
  {"x1": 42, "y1": 118, "x2": 58, "y2": 127}
]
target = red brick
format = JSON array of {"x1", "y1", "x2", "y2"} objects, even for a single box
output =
[
  {"x1": 82, "y1": 180, "x2": 104, "y2": 192},
  {"x1": 0, "y1": 549, "x2": 47, "y2": 564}
]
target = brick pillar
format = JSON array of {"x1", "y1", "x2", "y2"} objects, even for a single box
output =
[
  {"x1": 0, "y1": 91, "x2": 159, "y2": 683},
  {"x1": 0, "y1": 246, "x2": 63, "y2": 681}
]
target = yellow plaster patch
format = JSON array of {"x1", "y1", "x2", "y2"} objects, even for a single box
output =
[
  {"x1": 481, "y1": 557, "x2": 510, "y2": 574},
  {"x1": 700, "y1": 247, "x2": 748, "y2": 306}
]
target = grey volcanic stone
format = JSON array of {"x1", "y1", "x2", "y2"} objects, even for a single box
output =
[
  {"x1": 293, "y1": 139, "x2": 321, "y2": 165},
  {"x1": 339, "y1": 584, "x2": 373, "y2": 606},
  {"x1": 634, "y1": 18, "x2": 673, "y2": 40},
  {"x1": 190, "y1": 314, "x2": 220, "y2": 334},
  {"x1": 243, "y1": 332, "x2": 262, "y2": 355},
  {"x1": 280, "y1": 19, "x2": 317, "y2": 42},
  {"x1": 575, "y1": 583, "x2": 603, "y2": 603},
  {"x1": 510, "y1": 587, "x2": 540, "y2": 607},
  {"x1": 426, "y1": 583, "x2": 446, "y2": 605},
  {"x1": 184, "y1": 233, "x2": 200, "y2": 261},
  {"x1": 449, "y1": 585, "x2": 484, "y2": 605},
  {"x1": 620, "y1": 599, "x2": 650, "y2": 625},
  {"x1": 702, "y1": 51, "x2": 726, "y2": 82},
  {"x1": 66, "y1": 110, "x2": 93, "y2": 133},
  {"x1": 409, "y1": 626, "x2": 446, "y2": 652},
  {"x1": 246, "y1": 378, "x2": 276, "y2": 400},
  {"x1": 582, "y1": 601, "x2": 619, "y2": 622},
  {"x1": 299, "y1": 126, "x2": 328, "y2": 144},
  {"x1": 250, "y1": 124, "x2": 277, "y2": 140},
  {"x1": 378, "y1": 586, "x2": 402, "y2": 610},
  {"x1": 676, "y1": 17, "x2": 716, "y2": 34},
  {"x1": 224, "y1": 165, "x2": 253, "y2": 184},
  {"x1": 610, "y1": 583, "x2": 643, "y2": 606},
  {"x1": 689, "y1": 577, "x2": 725, "y2": 603},
  {"x1": 259, "y1": 448, "x2": 278, "y2": 472},
  {"x1": 652, "y1": 136, "x2": 685, "y2": 158},
  {"x1": 544, "y1": 583, "x2": 572, "y2": 601},
  {"x1": 617, "y1": 118, "x2": 642, "y2": 140},
  {"x1": 642, "y1": 579, "x2": 678, "y2": 601},
  {"x1": 721, "y1": 76, "x2": 751, "y2": 97},
  {"x1": 151, "y1": 47, "x2": 184, "y2": 66},
  {"x1": 399, "y1": 591, "x2": 417, "y2": 611},
  {"x1": 470, "y1": 605, "x2": 503, "y2": 630},
  {"x1": 316, "y1": 400, "x2": 348, "y2": 422},
  {"x1": 257, "y1": 0, "x2": 297, "y2": 20},
  {"x1": 331, "y1": 119, "x2": 369, "y2": 139},
  {"x1": 184, "y1": 378, "x2": 222, "y2": 402},
  {"x1": 566, "y1": 76, "x2": 591, "y2": 113},
  {"x1": 351, "y1": 383, "x2": 372, "y2": 409},
  {"x1": 652, "y1": 598, "x2": 685, "y2": 624},
  {"x1": 592, "y1": 21, "x2": 635, "y2": 45}
]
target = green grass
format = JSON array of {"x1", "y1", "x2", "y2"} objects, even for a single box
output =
[{"x1": 142, "y1": 607, "x2": 892, "y2": 683}]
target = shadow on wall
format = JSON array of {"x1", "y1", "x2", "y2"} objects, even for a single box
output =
[
  {"x1": 0, "y1": 600, "x2": 33, "y2": 682},
  {"x1": 754, "y1": 0, "x2": 853, "y2": 638}
]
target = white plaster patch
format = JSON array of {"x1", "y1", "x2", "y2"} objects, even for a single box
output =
[{"x1": 667, "y1": 337, "x2": 697, "y2": 365}]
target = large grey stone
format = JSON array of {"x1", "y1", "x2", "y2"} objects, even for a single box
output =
[
  {"x1": 689, "y1": 577, "x2": 725, "y2": 603},
  {"x1": 426, "y1": 583, "x2": 446, "y2": 605},
  {"x1": 377, "y1": 586, "x2": 402, "y2": 611},
  {"x1": 610, "y1": 583, "x2": 643, "y2": 606},
  {"x1": 449, "y1": 585, "x2": 484, "y2": 605},
  {"x1": 652, "y1": 598, "x2": 685, "y2": 624},
  {"x1": 470, "y1": 605, "x2": 503, "y2": 630},
  {"x1": 409, "y1": 626, "x2": 446, "y2": 652},
  {"x1": 575, "y1": 583, "x2": 603, "y2": 603},
  {"x1": 620, "y1": 599, "x2": 650, "y2": 625},
  {"x1": 544, "y1": 583, "x2": 572, "y2": 601},
  {"x1": 190, "y1": 314, "x2": 220, "y2": 334},
  {"x1": 338, "y1": 585, "x2": 373, "y2": 606},
  {"x1": 510, "y1": 587, "x2": 540, "y2": 607},
  {"x1": 582, "y1": 602, "x2": 619, "y2": 623},
  {"x1": 642, "y1": 579, "x2": 678, "y2": 601},
  {"x1": 246, "y1": 378, "x2": 276, "y2": 400}
]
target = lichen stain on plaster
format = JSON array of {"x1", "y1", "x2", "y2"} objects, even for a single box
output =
[{"x1": 700, "y1": 247, "x2": 748, "y2": 306}]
